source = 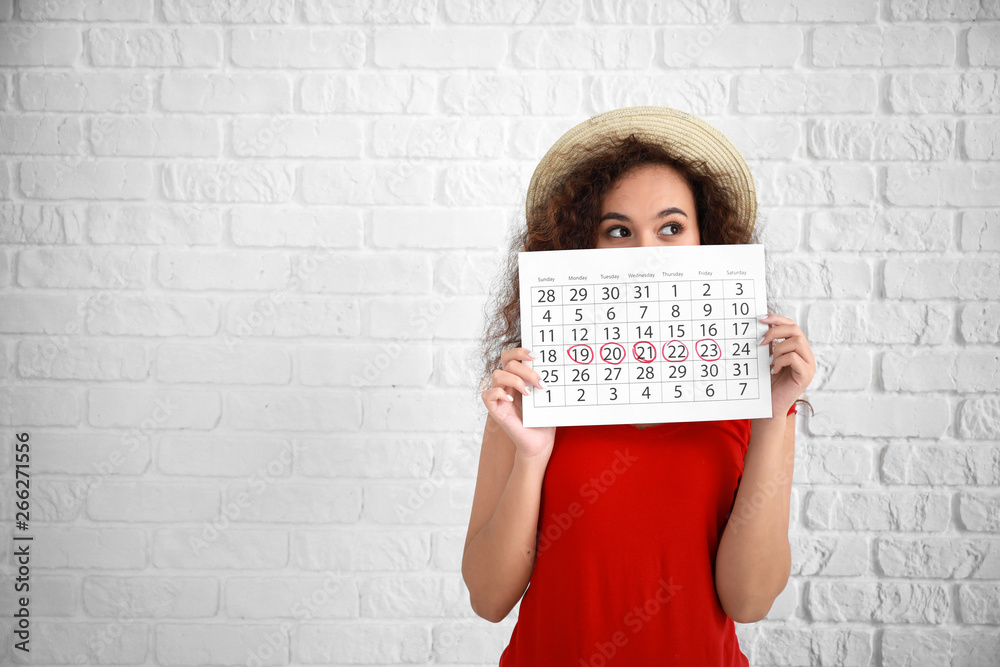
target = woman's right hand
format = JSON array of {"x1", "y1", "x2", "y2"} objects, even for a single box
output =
[{"x1": 481, "y1": 347, "x2": 557, "y2": 461}]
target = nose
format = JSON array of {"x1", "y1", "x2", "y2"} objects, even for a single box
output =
[{"x1": 634, "y1": 229, "x2": 658, "y2": 247}]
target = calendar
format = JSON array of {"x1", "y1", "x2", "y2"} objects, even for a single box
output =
[{"x1": 518, "y1": 244, "x2": 772, "y2": 427}]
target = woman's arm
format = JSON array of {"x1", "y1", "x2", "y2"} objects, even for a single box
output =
[{"x1": 714, "y1": 411, "x2": 796, "y2": 623}]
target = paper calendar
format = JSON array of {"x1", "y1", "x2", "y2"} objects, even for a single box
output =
[{"x1": 518, "y1": 244, "x2": 773, "y2": 427}]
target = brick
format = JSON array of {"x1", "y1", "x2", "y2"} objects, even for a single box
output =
[
  {"x1": 156, "y1": 623, "x2": 288, "y2": 665},
  {"x1": 964, "y1": 119, "x2": 1000, "y2": 160},
  {"x1": 302, "y1": 162, "x2": 432, "y2": 204},
  {"x1": 225, "y1": 576, "x2": 357, "y2": 618},
  {"x1": 371, "y1": 208, "x2": 507, "y2": 249},
  {"x1": 442, "y1": 163, "x2": 527, "y2": 206},
  {"x1": 370, "y1": 296, "x2": 485, "y2": 339},
  {"x1": 371, "y1": 117, "x2": 504, "y2": 158},
  {"x1": 233, "y1": 116, "x2": 362, "y2": 157},
  {"x1": 20, "y1": 160, "x2": 154, "y2": 200},
  {"x1": 595, "y1": 70, "x2": 722, "y2": 118},
  {"x1": 0, "y1": 294, "x2": 82, "y2": 334},
  {"x1": 808, "y1": 118, "x2": 954, "y2": 160},
  {"x1": 84, "y1": 576, "x2": 218, "y2": 617},
  {"x1": 226, "y1": 390, "x2": 362, "y2": 431},
  {"x1": 361, "y1": 575, "x2": 467, "y2": 617},
  {"x1": 291, "y1": 530, "x2": 430, "y2": 571},
  {"x1": 589, "y1": 0, "x2": 727, "y2": 23},
  {"x1": 161, "y1": 73, "x2": 292, "y2": 112},
  {"x1": 373, "y1": 26, "x2": 507, "y2": 69},
  {"x1": 711, "y1": 117, "x2": 801, "y2": 160},
  {"x1": 296, "y1": 623, "x2": 431, "y2": 663},
  {"x1": 158, "y1": 437, "x2": 295, "y2": 477},
  {"x1": 302, "y1": 251, "x2": 433, "y2": 294},
  {"x1": 365, "y1": 478, "x2": 474, "y2": 524},
  {"x1": 20, "y1": 72, "x2": 154, "y2": 112},
  {"x1": 959, "y1": 584, "x2": 1000, "y2": 623},
  {"x1": 736, "y1": 626, "x2": 873, "y2": 666},
  {"x1": 0, "y1": 203, "x2": 85, "y2": 243},
  {"x1": 0, "y1": 26, "x2": 81, "y2": 65},
  {"x1": 89, "y1": 27, "x2": 221, "y2": 66},
  {"x1": 795, "y1": 440, "x2": 874, "y2": 484},
  {"x1": 87, "y1": 295, "x2": 219, "y2": 337},
  {"x1": 223, "y1": 481, "x2": 362, "y2": 522},
  {"x1": 755, "y1": 163, "x2": 875, "y2": 206},
  {"x1": 959, "y1": 491, "x2": 1000, "y2": 531},
  {"x1": 883, "y1": 443, "x2": 1000, "y2": 485},
  {"x1": 813, "y1": 25, "x2": 954, "y2": 67},
  {"x1": 808, "y1": 209, "x2": 953, "y2": 252},
  {"x1": 89, "y1": 204, "x2": 223, "y2": 245},
  {"x1": 805, "y1": 489, "x2": 950, "y2": 531},
  {"x1": 0, "y1": 386, "x2": 80, "y2": 426},
  {"x1": 31, "y1": 432, "x2": 150, "y2": 475},
  {"x1": 445, "y1": 0, "x2": 580, "y2": 23},
  {"x1": 20, "y1": 621, "x2": 148, "y2": 663},
  {"x1": 889, "y1": 73, "x2": 1000, "y2": 113},
  {"x1": 88, "y1": 482, "x2": 219, "y2": 521},
  {"x1": 511, "y1": 27, "x2": 654, "y2": 68},
  {"x1": 88, "y1": 388, "x2": 220, "y2": 429},
  {"x1": 888, "y1": 0, "x2": 1000, "y2": 20},
  {"x1": 810, "y1": 582, "x2": 949, "y2": 623},
  {"x1": 297, "y1": 437, "x2": 434, "y2": 478},
  {"x1": 301, "y1": 73, "x2": 436, "y2": 113},
  {"x1": 230, "y1": 206, "x2": 363, "y2": 247},
  {"x1": 771, "y1": 256, "x2": 871, "y2": 298},
  {"x1": 877, "y1": 537, "x2": 1000, "y2": 578},
  {"x1": 968, "y1": 23, "x2": 1000, "y2": 66},
  {"x1": 232, "y1": 28, "x2": 365, "y2": 68},
  {"x1": 17, "y1": 247, "x2": 152, "y2": 288},
  {"x1": 163, "y1": 162, "x2": 295, "y2": 202},
  {"x1": 960, "y1": 303, "x2": 1000, "y2": 343},
  {"x1": 0, "y1": 114, "x2": 84, "y2": 154},
  {"x1": 958, "y1": 397, "x2": 1000, "y2": 439},
  {"x1": 223, "y1": 296, "x2": 360, "y2": 338},
  {"x1": 961, "y1": 209, "x2": 1000, "y2": 251},
  {"x1": 737, "y1": 73, "x2": 877, "y2": 113},
  {"x1": 365, "y1": 389, "x2": 485, "y2": 433},
  {"x1": 162, "y1": 0, "x2": 294, "y2": 22},
  {"x1": 886, "y1": 164, "x2": 1000, "y2": 206},
  {"x1": 20, "y1": 0, "x2": 153, "y2": 20},
  {"x1": 303, "y1": 0, "x2": 435, "y2": 23},
  {"x1": 0, "y1": 576, "x2": 75, "y2": 615},
  {"x1": 92, "y1": 116, "x2": 221, "y2": 156},
  {"x1": 790, "y1": 535, "x2": 869, "y2": 576},
  {"x1": 153, "y1": 529, "x2": 288, "y2": 569},
  {"x1": 805, "y1": 395, "x2": 951, "y2": 438},
  {"x1": 662, "y1": 25, "x2": 802, "y2": 67},
  {"x1": 741, "y1": 0, "x2": 875, "y2": 20},
  {"x1": 442, "y1": 73, "x2": 582, "y2": 114},
  {"x1": 157, "y1": 250, "x2": 290, "y2": 290},
  {"x1": 158, "y1": 343, "x2": 291, "y2": 384},
  {"x1": 5, "y1": 479, "x2": 85, "y2": 521},
  {"x1": 881, "y1": 628, "x2": 1000, "y2": 666},
  {"x1": 33, "y1": 526, "x2": 147, "y2": 569},
  {"x1": 885, "y1": 256, "x2": 1000, "y2": 299},
  {"x1": 300, "y1": 343, "x2": 433, "y2": 388},
  {"x1": 18, "y1": 338, "x2": 150, "y2": 380}
]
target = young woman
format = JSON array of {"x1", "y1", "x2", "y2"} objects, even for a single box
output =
[{"x1": 462, "y1": 106, "x2": 816, "y2": 665}]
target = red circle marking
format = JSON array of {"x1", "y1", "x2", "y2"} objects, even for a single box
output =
[
  {"x1": 599, "y1": 342, "x2": 626, "y2": 365},
  {"x1": 661, "y1": 340, "x2": 689, "y2": 363},
  {"x1": 694, "y1": 338, "x2": 722, "y2": 361},
  {"x1": 566, "y1": 343, "x2": 594, "y2": 365},
  {"x1": 632, "y1": 341, "x2": 656, "y2": 363}
]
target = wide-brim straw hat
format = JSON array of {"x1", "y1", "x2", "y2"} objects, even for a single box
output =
[{"x1": 525, "y1": 105, "x2": 758, "y2": 235}]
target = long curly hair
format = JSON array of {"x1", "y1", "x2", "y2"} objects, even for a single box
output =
[{"x1": 475, "y1": 132, "x2": 814, "y2": 416}]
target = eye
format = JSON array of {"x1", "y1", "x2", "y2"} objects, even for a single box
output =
[
  {"x1": 606, "y1": 225, "x2": 630, "y2": 238},
  {"x1": 660, "y1": 222, "x2": 683, "y2": 235}
]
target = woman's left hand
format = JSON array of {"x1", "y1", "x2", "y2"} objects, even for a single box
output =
[{"x1": 760, "y1": 313, "x2": 815, "y2": 416}]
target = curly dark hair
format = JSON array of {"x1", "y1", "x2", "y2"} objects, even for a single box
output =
[{"x1": 474, "y1": 132, "x2": 814, "y2": 417}]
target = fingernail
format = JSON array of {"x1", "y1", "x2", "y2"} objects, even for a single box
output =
[
  {"x1": 506, "y1": 393, "x2": 514, "y2": 402},
  {"x1": 537, "y1": 378, "x2": 547, "y2": 389},
  {"x1": 527, "y1": 353, "x2": 537, "y2": 360},
  {"x1": 522, "y1": 385, "x2": 531, "y2": 396}
]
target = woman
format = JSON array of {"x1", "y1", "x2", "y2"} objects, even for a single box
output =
[{"x1": 462, "y1": 106, "x2": 816, "y2": 665}]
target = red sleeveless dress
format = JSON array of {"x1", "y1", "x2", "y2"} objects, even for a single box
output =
[{"x1": 498, "y1": 419, "x2": 752, "y2": 666}]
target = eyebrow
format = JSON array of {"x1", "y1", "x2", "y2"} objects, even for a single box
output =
[{"x1": 598, "y1": 207, "x2": 689, "y2": 223}]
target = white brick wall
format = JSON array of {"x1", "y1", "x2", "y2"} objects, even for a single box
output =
[{"x1": 0, "y1": 0, "x2": 998, "y2": 664}]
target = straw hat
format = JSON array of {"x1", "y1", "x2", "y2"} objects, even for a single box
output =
[{"x1": 525, "y1": 105, "x2": 758, "y2": 235}]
